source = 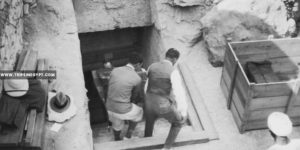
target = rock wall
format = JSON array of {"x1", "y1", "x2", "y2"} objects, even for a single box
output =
[
  {"x1": 201, "y1": 0, "x2": 290, "y2": 66},
  {"x1": 0, "y1": 0, "x2": 23, "y2": 69},
  {"x1": 149, "y1": 0, "x2": 213, "y2": 60},
  {"x1": 23, "y1": 0, "x2": 93, "y2": 150},
  {"x1": 72, "y1": 0, "x2": 152, "y2": 33},
  {"x1": 141, "y1": 26, "x2": 166, "y2": 67}
]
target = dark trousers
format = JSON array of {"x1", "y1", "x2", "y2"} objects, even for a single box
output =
[{"x1": 144, "y1": 93, "x2": 185, "y2": 149}]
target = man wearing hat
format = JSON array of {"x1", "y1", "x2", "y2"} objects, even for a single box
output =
[
  {"x1": 267, "y1": 112, "x2": 300, "y2": 150},
  {"x1": 0, "y1": 78, "x2": 46, "y2": 130},
  {"x1": 106, "y1": 52, "x2": 144, "y2": 141}
]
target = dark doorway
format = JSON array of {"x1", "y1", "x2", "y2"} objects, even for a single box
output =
[{"x1": 83, "y1": 71, "x2": 108, "y2": 124}]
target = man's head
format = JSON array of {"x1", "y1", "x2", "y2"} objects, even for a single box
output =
[
  {"x1": 165, "y1": 48, "x2": 180, "y2": 65},
  {"x1": 103, "y1": 59, "x2": 113, "y2": 69},
  {"x1": 267, "y1": 112, "x2": 293, "y2": 139},
  {"x1": 128, "y1": 52, "x2": 143, "y2": 70}
]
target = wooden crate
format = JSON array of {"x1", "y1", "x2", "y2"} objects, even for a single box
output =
[{"x1": 220, "y1": 38, "x2": 300, "y2": 133}]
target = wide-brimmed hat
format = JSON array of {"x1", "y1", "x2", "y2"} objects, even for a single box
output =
[
  {"x1": 4, "y1": 79, "x2": 29, "y2": 97},
  {"x1": 268, "y1": 112, "x2": 293, "y2": 137},
  {"x1": 47, "y1": 92, "x2": 77, "y2": 123}
]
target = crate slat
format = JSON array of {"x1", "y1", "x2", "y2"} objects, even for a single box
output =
[{"x1": 250, "y1": 96, "x2": 289, "y2": 111}]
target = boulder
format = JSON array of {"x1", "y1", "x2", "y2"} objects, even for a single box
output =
[{"x1": 201, "y1": 0, "x2": 290, "y2": 67}]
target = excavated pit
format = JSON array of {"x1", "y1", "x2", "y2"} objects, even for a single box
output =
[{"x1": 78, "y1": 26, "x2": 195, "y2": 144}]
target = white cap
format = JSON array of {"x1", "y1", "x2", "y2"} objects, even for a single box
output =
[
  {"x1": 268, "y1": 112, "x2": 293, "y2": 136},
  {"x1": 4, "y1": 79, "x2": 29, "y2": 97}
]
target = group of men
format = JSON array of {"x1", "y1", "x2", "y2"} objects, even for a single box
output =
[{"x1": 105, "y1": 48, "x2": 187, "y2": 150}]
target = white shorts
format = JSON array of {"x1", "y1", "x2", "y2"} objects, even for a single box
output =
[{"x1": 108, "y1": 103, "x2": 143, "y2": 131}]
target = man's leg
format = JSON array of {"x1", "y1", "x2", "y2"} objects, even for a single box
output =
[
  {"x1": 144, "y1": 93, "x2": 157, "y2": 137},
  {"x1": 113, "y1": 129, "x2": 122, "y2": 141},
  {"x1": 162, "y1": 106, "x2": 186, "y2": 149},
  {"x1": 125, "y1": 121, "x2": 138, "y2": 138},
  {"x1": 163, "y1": 123, "x2": 182, "y2": 149},
  {"x1": 144, "y1": 111, "x2": 156, "y2": 137},
  {"x1": 108, "y1": 111, "x2": 125, "y2": 141}
]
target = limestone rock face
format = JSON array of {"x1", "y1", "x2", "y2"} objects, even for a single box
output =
[
  {"x1": 72, "y1": 0, "x2": 152, "y2": 33},
  {"x1": 201, "y1": 0, "x2": 289, "y2": 66},
  {"x1": 150, "y1": 0, "x2": 213, "y2": 58},
  {"x1": 0, "y1": 0, "x2": 23, "y2": 69}
]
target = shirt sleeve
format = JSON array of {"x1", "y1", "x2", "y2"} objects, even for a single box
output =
[
  {"x1": 144, "y1": 65, "x2": 151, "y2": 94},
  {"x1": 170, "y1": 68, "x2": 188, "y2": 117}
]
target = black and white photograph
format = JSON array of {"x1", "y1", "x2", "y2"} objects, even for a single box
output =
[{"x1": 0, "y1": 0, "x2": 300, "y2": 150}]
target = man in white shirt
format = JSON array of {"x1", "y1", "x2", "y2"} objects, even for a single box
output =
[
  {"x1": 144, "y1": 48, "x2": 188, "y2": 150},
  {"x1": 267, "y1": 112, "x2": 300, "y2": 150}
]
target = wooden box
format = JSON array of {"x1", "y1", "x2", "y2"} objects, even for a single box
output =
[{"x1": 220, "y1": 38, "x2": 300, "y2": 133}]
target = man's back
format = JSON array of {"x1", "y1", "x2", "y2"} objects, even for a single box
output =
[
  {"x1": 106, "y1": 65, "x2": 141, "y2": 114},
  {"x1": 268, "y1": 139, "x2": 300, "y2": 150},
  {"x1": 147, "y1": 60, "x2": 174, "y2": 96}
]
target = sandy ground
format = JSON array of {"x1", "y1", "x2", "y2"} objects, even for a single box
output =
[
  {"x1": 159, "y1": 35, "x2": 300, "y2": 150},
  {"x1": 23, "y1": 0, "x2": 93, "y2": 150}
]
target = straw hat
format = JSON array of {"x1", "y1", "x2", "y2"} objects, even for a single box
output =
[
  {"x1": 47, "y1": 92, "x2": 77, "y2": 123},
  {"x1": 4, "y1": 79, "x2": 29, "y2": 97},
  {"x1": 267, "y1": 112, "x2": 293, "y2": 136}
]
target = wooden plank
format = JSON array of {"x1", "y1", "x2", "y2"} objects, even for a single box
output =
[
  {"x1": 16, "y1": 50, "x2": 38, "y2": 71},
  {"x1": 38, "y1": 59, "x2": 49, "y2": 91},
  {"x1": 15, "y1": 50, "x2": 28, "y2": 71},
  {"x1": 226, "y1": 62, "x2": 238, "y2": 109},
  {"x1": 0, "y1": 51, "x2": 38, "y2": 146},
  {"x1": 230, "y1": 100, "x2": 243, "y2": 132},
  {"x1": 286, "y1": 106, "x2": 300, "y2": 117},
  {"x1": 234, "y1": 65, "x2": 251, "y2": 106},
  {"x1": 295, "y1": 94, "x2": 300, "y2": 106},
  {"x1": 269, "y1": 56, "x2": 300, "y2": 75},
  {"x1": 253, "y1": 82, "x2": 294, "y2": 97},
  {"x1": 24, "y1": 110, "x2": 37, "y2": 145},
  {"x1": 94, "y1": 131, "x2": 209, "y2": 150},
  {"x1": 221, "y1": 67, "x2": 247, "y2": 114},
  {"x1": 245, "y1": 116, "x2": 300, "y2": 131},
  {"x1": 232, "y1": 88, "x2": 245, "y2": 117},
  {"x1": 245, "y1": 62, "x2": 266, "y2": 83},
  {"x1": 290, "y1": 116, "x2": 300, "y2": 126},
  {"x1": 181, "y1": 77, "x2": 203, "y2": 131},
  {"x1": 179, "y1": 63, "x2": 218, "y2": 140},
  {"x1": 30, "y1": 59, "x2": 49, "y2": 148},
  {"x1": 239, "y1": 56, "x2": 300, "y2": 80},
  {"x1": 245, "y1": 119, "x2": 267, "y2": 131},
  {"x1": 0, "y1": 114, "x2": 27, "y2": 146},
  {"x1": 23, "y1": 51, "x2": 38, "y2": 71},
  {"x1": 285, "y1": 81, "x2": 300, "y2": 115},
  {"x1": 230, "y1": 38, "x2": 300, "y2": 58},
  {"x1": 250, "y1": 96, "x2": 290, "y2": 111},
  {"x1": 220, "y1": 77, "x2": 229, "y2": 98},
  {"x1": 222, "y1": 67, "x2": 248, "y2": 108},
  {"x1": 177, "y1": 66, "x2": 205, "y2": 130},
  {"x1": 249, "y1": 107, "x2": 285, "y2": 121}
]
